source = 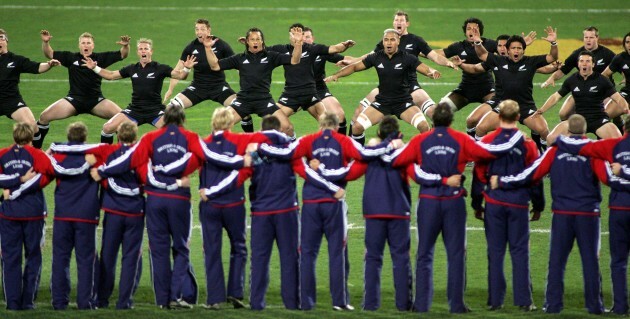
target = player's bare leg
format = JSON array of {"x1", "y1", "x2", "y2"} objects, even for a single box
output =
[
  {"x1": 350, "y1": 88, "x2": 378, "y2": 136},
  {"x1": 322, "y1": 96, "x2": 347, "y2": 134},
  {"x1": 557, "y1": 95, "x2": 575, "y2": 121},
  {"x1": 474, "y1": 111, "x2": 500, "y2": 140},
  {"x1": 91, "y1": 99, "x2": 123, "y2": 143},
  {"x1": 400, "y1": 106, "x2": 430, "y2": 133},
  {"x1": 351, "y1": 106, "x2": 384, "y2": 145}
]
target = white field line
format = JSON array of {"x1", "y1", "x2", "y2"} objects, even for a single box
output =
[
  {"x1": 20, "y1": 78, "x2": 555, "y2": 87},
  {"x1": 1, "y1": 5, "x2": 628, "y2": 14}
]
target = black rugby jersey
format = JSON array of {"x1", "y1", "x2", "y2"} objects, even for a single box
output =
[{"x1": 54, "y1": 50, "x2": 122, "y2": 97}]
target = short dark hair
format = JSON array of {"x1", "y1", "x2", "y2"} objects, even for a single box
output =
[
  {"x1": 394, "y1": 10, "x2": 409, "y2": 22},
  {"x1": 67, "y1": 122, "x2": 88, "y2": 143},
  {"x1": 303, "y1": 26, "x2": 313, "y2": 33},
  {"x1": 584, "y1": 26, "x2": 599, "y2": 36},
  {"x1": 261, "y1": 115, "x2": 281, "y2": 131},
  {"x1": 163, "y1": 106, "x2": 186, "y2": 126},
  {"x1": 13, "y1": 122, "x2": 33, "y2": 145},
  {"x1": 245, "y1": 27, "x2": 266, "y2": 51},
  {"x1": 196, "y1": 19, "x2": 210, "y2": 28},
  {"x1": 506, "y1": 35, "x2": 527, "y2": 51},
  {"x1": 377, "y1": 116, "x2": 399, "y2": 139},
  {"x1": 432, "y1": 103, "x2": 454, "y2": 127},
  {"x1": 289, "y1": 23, "x2": 305, "y2": 31},
  {"x1": 462, "y1": 18, "x2": 484, "y2": 36},
  {"x1": 496, "y1": 34, "x2": 510, "y2": 42},
  {"x1": 579, "y1": 50, "x2": 594, "y2": 61}
]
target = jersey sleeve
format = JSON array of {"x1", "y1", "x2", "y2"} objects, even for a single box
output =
[
  {"x1": 606, "y1": 163, "x2": 630, "y2": 191},
  {"x1": 407, "y1": 54, "x2": 421, "y2": 70},
  {"x1": 411, "y1": 164, "x2": 447, "y2": 186},
  {"x1": 498, "y1": 148, "x2": 554, "y2": 189},
  {"x1": 442, "y1": 42, "x2": 460, "y2": 58},
  {"x1": 325, "y1": 53, "x2": 345, "y2": 63},
  {"x1": 96, "y1": 51, "x2": 124, "y2": 68},
  {"x1": 416, "y1": 36, "x2": 433, "y2": 56},
  {"x1": 218, "y1": 54, "x2": 241, "y2": 71},
  {"x1": 199, "y1": 137, "x2": 245, "y2": 169},
  {"x1": 560, "y1": 49, "x2": 580, "y2": 74},
  {"x1": 579, "y1": 138, "x2": 618, "y2": 162},
  {"x1": 180, "y1": 42, "x2": 193, "y2": 61},
  {"x1": 362, "y1": 52, "x2": 377, "y2": 69},
  {"x1": 390, "y1": 135, "x2": 422, "y2": 167},
  {"x1": 532, "y1": 54, "x2": 551, "y2": 69},
  {"x1": 274, "y1": 51, "x2": 293, "y2": 66},
  {"x1": 118, "y1": 64, "x2": 133, "y2": 78},
  {"x1": 310, "y1": 43, "x2": 330, "y2": 55},
  {"x1": 292, "y1": 158, "x2": 342, "y2": 195},
  {"x1": 483, "y1": 38, "x2": 498, "y2": 54},
  {"x1": 608, "y1": 54, "x2": 623, "y2": 73},
  {"x1": 6, "y1": 173, "x2": 52, "y2": 200},
  {"x1": 0, "y1": 172, "x2": 21, "y2": 189},
  {"x1": 159, "y1": 63, "x2": 174, "y2": 78},
  {"x1": 557, "y1": 77, "x2": 572, "y2": 97},
  {"x1": 17, "y1": 55, "x2": 41, "y2": 74},
  {"x1": 52, "y1": 51, "x2": 73, "y2": 67}
]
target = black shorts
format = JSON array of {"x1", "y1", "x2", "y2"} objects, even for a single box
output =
[
  {"x1": 230, "y1": 97, "x2": 279, "y2": 119},
  {"x1": 64, "y1": 95, "x2": 106, "y2": 114},
  {"x1": 450, "y1": 82, "x2": 495, "y2": 104},
  {"x1": 316, "y1": 86, "x2": 334, "y2": 101},
  {"x1": 621, "y1": 90, "x2": 629, "y2": 104},
  {"x1": 371, "y1": 98, "x2": 414, "y2": 119},
  {"x1": 0, "y1": 97, "x2": 28, "y2": 118},
  {"x1": 489, "y1": 98, "x2": 537, "y2": 125},
  {"x1": 122, "y1": 107, "x2": 164, "y2": 126},
  {"x1": 277, "y1": 92, "x2": 321, "y2": 112},
  {"x1": 583, "y1": 114, "x2": 611, "y2": 135},
  {"x1": 180, "y1": 82, "x2": 236, "y2": 106}
]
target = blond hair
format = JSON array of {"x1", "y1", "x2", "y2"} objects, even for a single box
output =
[
  {"x1": 78, "y1": 32, "x2": 94, "y2": 42},
  {"x1": 498, "y1": 100, "x2": 520, "y2": 123},
  {"x1": 211, "y1": 107, "x2": 234, "y2": 131},
  {"x1": 117, "y1": 122, "x2": 138, "y2": 143},
  {"x1": 13, "y1": 122, "x2": 33, "y2": 145},
  {"x1": 137, "y1": 38, "x2": 153, "y2": 49},
  {"x1": 319, "y1": 112, "x2": 339, "y2": 130}
]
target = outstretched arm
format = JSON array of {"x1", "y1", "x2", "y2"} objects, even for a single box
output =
[
  {"x1": 542, "y1": 26, "x2": 558, "y2": 63},
  {"x1": 38, "y1": 59, "x2": 61, "y2": 73},
  {"x1": 117, "y1": 35, "x2": 131, "y2": 59},
  {"x1": 40, "y1": 30, "x2": 54, "y2": 59},
  {"x1": 203, "y1": 36, "x2": 221, "y2": 71},
  {"x1": 416, "y1": 63, "x2": 441, "y2": 79},
  {"x1": 164, "y1": 60, "x2": 185, "y2": 104},
  {"x1": 170, "y1": 55, "x2": 197, "y2": 80},
  {"x1": 81, "y1": 57, "x2": 122, "y2": 80},
  {"x1": 534, "y1": 92, "x2": 563, "y2": 117},
  {"x1": 328, "y1": 40, "x2": 356, "y2": 54},
  {"x1": 289, "y1": 27, "x2": 303, "y2": 65},
  {"x1": 470, "y1": 28, "x2": 488, "y2": 61},
  {"x1": 451, "y1": 56, "x2": 486, "y2": 74},
  {"x1": 325, "y1": 61, "x2": 367, "y2": 82},
  {"x1": 426, "y1": 50, "x2": 457, "y2": 70}
]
